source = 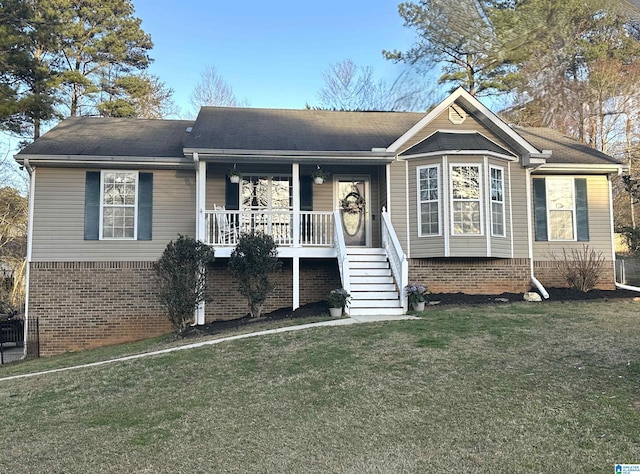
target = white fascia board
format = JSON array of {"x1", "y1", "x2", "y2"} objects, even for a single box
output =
[
  {"x1": 399, "y1": 150, "x2": 518, "y2": 162},
  {"x1": 387, "y1": 87, "x2": 542, "y2": 157},
  {"x1": 532, "y1": 163, "x2": 628, "y2": 174},
  {"x1": 183, "y1": 148, "x2": 394, "y2": 158},
  {"x1": 16, "y1": 154, "x2": 193, "y2": 169}
]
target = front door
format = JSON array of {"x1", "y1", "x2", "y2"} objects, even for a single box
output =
[{"x1": 336, "y1": 177, "x2": 369, "y2": 246}]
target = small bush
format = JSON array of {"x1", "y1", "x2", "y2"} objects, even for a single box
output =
[
  {"x1": 550, "y1": 245, "x2": 605, "y2": 292},
  {"x1": 228, "y1": 232, "x2": 282, "y2": 318},
  {"x1": 154, "y1": 235, "x2": 215, "y2": 332},
  {"x1": 619, "y1": 226, "x2": 640, "y2": 256}
]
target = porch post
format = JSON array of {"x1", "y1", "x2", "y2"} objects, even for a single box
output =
[
  {"x1": 292, "y1": 163, "x2": 300, "y2": 310},
  {"x1": 195, "y1": 154, "x2": 206, "y2": 325}
]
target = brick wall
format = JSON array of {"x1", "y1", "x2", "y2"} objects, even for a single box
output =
[
  {"x1": 204, "y1": 258, "x2": 341, "y2": 321},
  {"x1": 409, "y1": 258, "x2": 532, "y2": 294},
  {"x1": 533, "y1": 260, "x2": 616, "y2": 290},
  {"x1": 29, "y1": 262, "x2": 172, "y2": 357},
  {"x1": 29, "y1": 259, "x2": 342, "y2": 356},
  {"x1": 410, "y1": 257, "x2": 617, "y2": 294}
]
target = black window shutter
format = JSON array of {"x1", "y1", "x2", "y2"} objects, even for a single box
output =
[
  {"x1": 300, "y1": 175, "x2": 313, "y2": 211},
  {"x1": 575, "y1": 178, "x2": 589, "y2": 241},
  {"x1": 533, "y1": 178, "x2": 548, "y2": 241},
  {"x1": 225, "y1": 179, "x2": 240, "y2": 210},
  {"x1": 137, "y1": 173, "x2": 153, "y2": 240},
  {"x1": 84, "y1": 171, "x2": 100, "y2": 240}
]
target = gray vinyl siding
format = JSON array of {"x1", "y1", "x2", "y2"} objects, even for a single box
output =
[
  {"x1": 389, "y1": 160, "x2": 409, "y2": 254},
  {"x1": 31, "y1": 167, "x2": 196, "y2": 262},
  {"x1": 532, "y1": 174, "x2": 614, "y2": 261},
  {"x1": 509, "y1": 164, "x2": 530, "y2": 258},
  {"x1": 397, "y1": 106, "x2": 511, "y2": 156}
]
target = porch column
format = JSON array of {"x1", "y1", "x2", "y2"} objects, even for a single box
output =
[
  {"x1": 195, "y1": 154, "x2": 206, "y2": 325},
  {"x1": 292, "y1": 163, "x2": 300, "y2": 309}
]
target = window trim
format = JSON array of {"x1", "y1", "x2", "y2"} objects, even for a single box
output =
[
  {"x1": 545, "y1": 176, "x2": 576, "y2": 241},
  {"x1": 449, "y1": 163, "x2": 484, "y2": 236},
  {"x1": 99, "y1": 170, "x2": 139, "y2": 240},
  {"x1": 489, "y1": 165, "x2": 505, "y2": 237},
  {"x1": 417, "y1": 164, "x2": 441, "y2": 237}
]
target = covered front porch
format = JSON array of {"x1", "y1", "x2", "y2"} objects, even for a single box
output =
[{"x1": 191, "y1": 158, "x2": 408, "y2": 319}]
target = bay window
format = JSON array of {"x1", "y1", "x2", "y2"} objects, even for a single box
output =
[{"x1": 451, "y1": 165, "x2": 482, "y2": 235}]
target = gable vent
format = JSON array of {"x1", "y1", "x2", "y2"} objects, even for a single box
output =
[{"x1": 448, "y1": 104, "x2": 467, "y2": 124}]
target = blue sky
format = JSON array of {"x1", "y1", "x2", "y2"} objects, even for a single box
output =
[{"x1": 132, "y1": 0, "x2": 420, "y2": 117}]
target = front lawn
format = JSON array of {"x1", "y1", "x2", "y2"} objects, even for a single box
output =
[{"x1": 1, "y1": 300, "x2": 639, "y2": 472}]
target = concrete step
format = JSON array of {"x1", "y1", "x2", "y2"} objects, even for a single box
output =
[
  {"x1": 350, "y1": 276, "x2": 394, "y2": 285},
  {"x1": 349, "y1": 307, "x2": 405, "y2": 316},
  {"x1": 351, "y1": 291, "x2": 399, "y2": 300}
]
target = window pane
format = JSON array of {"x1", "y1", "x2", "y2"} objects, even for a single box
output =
[
  {"x1": 491, "y1": 202, "x2": 504, "y2": 236},
  {"x1": 453, "y1": 201, "x2": 481, "y2": 234},
  {"x1": 102, "y1": 173, "x2": 137, "y2": 239},
  {"x1": 549, "y1": 210, "x2": 573, "y2": 240},
  {"x1": 421, "y1": 202, "x2": 439, "y2": 235},
  {"x1": 452, "y1": 166, "x2": 479, "y2": 199}
]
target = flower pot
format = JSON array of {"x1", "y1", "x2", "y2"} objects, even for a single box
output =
[
  {"x1": 313, "y1": 177, "x2": 324, "y2": 185},
  {"x1": 229, "y1": 175, "x2": 241, "y2": 184},
  {"x1": 412, "y1": 301, "x2": 425, "y2": 312},
  {"x1": 329, "y1": 307, "x2": 343, "y2": 317}
]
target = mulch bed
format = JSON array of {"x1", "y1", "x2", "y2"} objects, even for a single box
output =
[{"x1": 180, "y1": 288, "x2": 639, "y2": 338}]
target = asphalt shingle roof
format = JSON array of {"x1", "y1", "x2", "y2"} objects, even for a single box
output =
[
  {"x1": 515, "y1": 127, "x2": 623, "y2": 165},
  {"x1": 18, "y1": 117, "x2": 194, "y2": 158},
  {"x1": 184, "y1": 107, "x2": 425, "y2": 152},
  {"x1": 401, "y1": 131, "x2": 515, "y2": 157}
]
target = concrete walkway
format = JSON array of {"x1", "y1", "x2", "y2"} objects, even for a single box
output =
[{"x1": 0, "y1": 314, "x2": 418, "y2": 382}]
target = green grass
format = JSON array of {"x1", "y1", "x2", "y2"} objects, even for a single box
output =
[{"x1": 1, "y1": 301, "x2": 640, "y2": 472}]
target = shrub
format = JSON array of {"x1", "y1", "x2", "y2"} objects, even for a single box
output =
[
  {"x1": 405, "y1": 282, "x2": 428, "y2": 306},
  {"x1": 153, "y1": 235, "x2": 215, "y2": 332},
  {"x1": 228, "y1": 231, "x2": 282, "y2": 318},
  {"x1": 550, "y1": 245, "x2": 605, "y2": 292},
  {"x1": 619, "y1": 226, "x2": 640, "y2": 256}
]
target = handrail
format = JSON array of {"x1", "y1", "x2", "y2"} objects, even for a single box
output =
[
  {"x1": 381, "y1": 207, "x2": 408, "y2": 313},
  {"x1": 333, "y1": 210, "x2": 351, "y2": 314}
]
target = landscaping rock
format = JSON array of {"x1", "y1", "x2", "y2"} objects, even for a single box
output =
[{"x1": 524, "y1": 292, "x2": 542, "y2": 302}]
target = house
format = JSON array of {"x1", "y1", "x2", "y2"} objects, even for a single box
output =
[{"x1": 15, "y1": 88, "x2": 627, "y2": 356}]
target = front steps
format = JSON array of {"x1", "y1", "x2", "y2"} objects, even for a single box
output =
[{"x1": 346, "y1": 248, "x2": 405, "y2": 316}]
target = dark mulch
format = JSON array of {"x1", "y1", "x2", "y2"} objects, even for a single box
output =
[
  {"x1": 429, "y1": 287, "x2": 640, "y2": 306},
  {"x1": 180, "y1": 288, "x2": 639, "y2": 339}
]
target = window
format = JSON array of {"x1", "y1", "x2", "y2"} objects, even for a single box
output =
[
  {"x1": 101, "y1": 171, "x2": 138, "y2": 239},
  {"x1": 418, "y1": 165, "x2": 440, "y2": 236},
  {"x1": 547, "y1": 178, "x2": 575, "y2": 240},
  {"x1": 490, "y1": 166, "x2": 505, "y2": 236},
  {"x1": 84, "y1": 171, "x2": 152, "y2": 241},
  {"x1": 533, "y1": 177, "x2": 589, "y2": 242},
  {"x1": 451, "y1": 165, "x2": 482, "y2": 235}
]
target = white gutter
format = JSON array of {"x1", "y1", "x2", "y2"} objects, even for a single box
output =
[{"x1": 525, "y1": 168, "x2": 549, "y2": 299}]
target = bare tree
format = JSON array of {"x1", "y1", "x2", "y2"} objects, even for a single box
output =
[
  {"x1": 189, "y1": 65, "x2": 248, "y2": 114},
  {"x1": 314, "y1": 59, "x2": 431, "y2": 111}
]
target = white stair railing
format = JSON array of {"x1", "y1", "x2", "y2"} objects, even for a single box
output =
[
  {"x1": 333, "y1": 210, "x2": 351, "y2": 315},
  {"x1": 381, "y1": 207, "x2": 409, "y2": 313}
]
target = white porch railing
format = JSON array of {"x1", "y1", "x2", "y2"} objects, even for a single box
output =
[
  {"x1": 333, "y1": 210, "x2": 351, "y2": 314},
  {"x1": 381, "y1": 207, "x2": 409, "y2": 313},
  {"x1": 204, "y1": 209, "x2": 334, "y2": 247}
]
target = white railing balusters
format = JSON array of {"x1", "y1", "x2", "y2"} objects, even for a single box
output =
[
  {"x1": 333, "y1": 210, "x2": 351, "y2": 315},
  {"x1": 381, "y1": 207, "x2": 409, "y2": 313},
  {"x1": 204, "y1": 209, "x2": 334, "y2": 247}
]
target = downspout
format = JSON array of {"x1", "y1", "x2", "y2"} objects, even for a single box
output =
[
  {"x1": 525, "y1": 167, "x2": 549, "y2": 299},
  {"x1": 23, "y1": 158, "x2": 36, "y2": 359}
]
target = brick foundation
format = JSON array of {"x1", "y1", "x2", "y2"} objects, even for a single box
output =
[
  {"x1": 409, "y1": 257, "x2": 617, "y2": 294},
  {"x1": 409, "y1": 258, "x2": 532, "y2": 294},
  {"x1": 29, "y1": 262, "x2": 172, "y2": 357},
  {"x1": 29, "y1": 258, "x2": 341, "y2": 356},
  {"x1": 204, "y1": 258, "x2": 341, "y2": 321},
  {"x1": 533, "y1": 260, "x2": 616, "y2": 290}
]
